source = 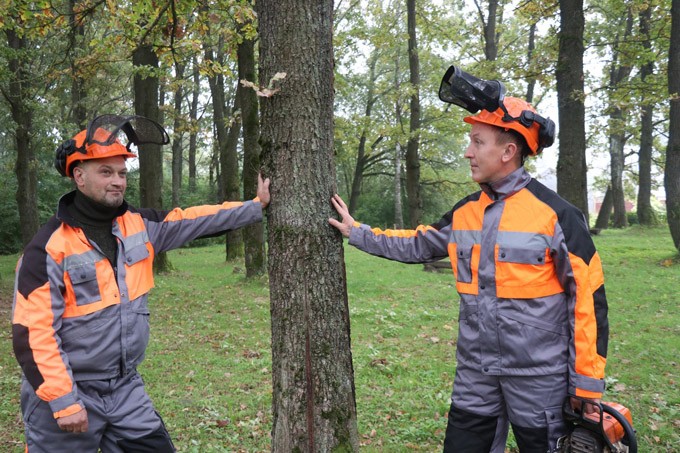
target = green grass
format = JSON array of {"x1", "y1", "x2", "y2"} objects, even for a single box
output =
[{"x1": 0, "y1": 226, "x2": 678, "y2": 451}]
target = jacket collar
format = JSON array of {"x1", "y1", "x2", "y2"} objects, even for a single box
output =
[
  {"x1": 57, "y1": 190, "x2": 129, "y2": 227},
  {"x1": 479, "y1": 167, "x2": 532, "y2": 201}
]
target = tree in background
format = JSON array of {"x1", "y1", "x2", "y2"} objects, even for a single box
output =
[
  {"x1": 237, "y1": 2, "x2": 267, "y2": 277},
  {"x1": 557, "y1": 0, "x2": 589, "y2": 221},
  {"x1": 3, "y1": 22, "x2": 38, "y2": 247},
  {"x1": 605, "y1": 5, "x2": 634, "y2": 228},
  {"x1": 257, "y1": 0, "x2": 359, "y2": 448},
  {"x1": 68, "y1": 0, "x2": 87, "y2": 129},
  {"x1": 405, "y1": 0, "x2": 422, "y2": 227},
  {"x1": 587, "y1": 0, "x2": 670, "y2": 230},
  {"x1": 200, "y1": 4, "x2": 243, "y2": 261},
  {"x1": 636, "y1": 1, "x2": 658, "y2": 226},
  {"x1": 133, "y1": 38, "x2": 168, "y2": 272},
  {"x1": 667, "y1": 0, "x2": 680, "y2": 251}
]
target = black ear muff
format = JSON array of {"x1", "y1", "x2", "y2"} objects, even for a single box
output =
[
  {"x1": 517, "y1": 110, "x2": 556, "y2": 154},
  {"x1": 538, "y1": 117, "x2": 555, "y2": 151},
  {"x1": 54, "y1": 139, "x2": 78, "y2": 177}
]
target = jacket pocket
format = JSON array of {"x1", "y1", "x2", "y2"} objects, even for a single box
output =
[
  {"x1": 123, "y1": 243, "x2": 150, "y2": 266},
  {"x1": 126, "y1": 298, "x2": 151, "y2": 366},
  {"x1": 20, "y1": 379, "x2": 42, "y2": 427},
  {"x1": 456, "y1": 299, "x2": 480, "y2": 365},
  {"x1": 498, "y1": 305, "x2": 569, "y2": 372},
  {"x1": 544, "y1": 404, "x2": 569, "y2": 448},
  {"x1": 455, "y1": 244, "x2": 474, "y2": 284},
  {"x1": 67, "y1": 262, "x2": 101, "y2": 306},
  {"x1": 495, "y1": 246, "x2": 562, "y2": 298}
]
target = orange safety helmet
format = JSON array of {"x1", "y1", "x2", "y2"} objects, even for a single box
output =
[
  {"x1": 55, "y1": 128, "x2": 136, "y2": 177},
  {"x1": 464, "y1": 96, "x2": 549, "y2": 155}
]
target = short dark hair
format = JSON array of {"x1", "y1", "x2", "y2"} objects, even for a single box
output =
[{"x1": 495, "y1": 128, "x2": 531, "y2": 163}]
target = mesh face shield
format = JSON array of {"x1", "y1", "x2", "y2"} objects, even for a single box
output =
[
  {"x1": 438, "y1": 65, "x2": 506, "y2": 113},
  {"x1": 55, "y1": 114, "x2": 171, "y2": 177},
  {"x1": 439, "y1": 65, "x2": 556, "y2": 154},
  {"x1": 85, "y1": 114, "x2": 170, "y2": 150}
]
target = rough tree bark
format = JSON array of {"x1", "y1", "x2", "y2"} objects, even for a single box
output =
[
  {"x1": 480, "y1": 0, "x2": 500, "y2": 61},
  {"x1": 257, "y1": 0, "x2": 359, "y2": 450},
  {"x1": 189, "y1": 56, "x2": 199, "y2": 193},
  {"x1": 406, "y1": 0, "x2": 422, "y2": 227},
  {"x1": 133, "y1": 43, "x2": 170, "y2": 273},
  {"x1": 5, "y1": 28, "x2": 39, "y2": 247},
  {"x1": 556, "y1": 0, "x2": 589, "y2": 221},
  {"x1": 171, "y1": 61, "x2": 185, "y2": 208},
  {"x1": 607, "y1": 8, "x2": 633, "y2": 229},
  {"x1": 204, "y1": 33, "x2": 243, "y2": 260},
  {"x1": 666, "y1": 0, "x2": 680, "y2": 251},
  {"x1": 637, "y1": 4, "x2": 656, "y2": 226},
  {"x1": 594, "y1": 186, "x2": 613, "y2": 230},
  {"x1": 394, "y1": 142, "x2": 404, "y2": 229},
  {"x1": 237, "y1": 12, "x2": 267, "y2": 277},
  {"x1": 526, "y1": 22, "x2": 537, "y2": 103},
  {"x1": 348, "y1": 50, "x2": 379, "y2": 216},
  {"x1": 68, "y1": 0, "x2": 87, "y2": 129}
]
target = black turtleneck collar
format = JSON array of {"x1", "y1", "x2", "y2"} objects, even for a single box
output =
[
  {"x1": 70, "y1": 190, "x2": 119, "y2": 226},
  {"x1": 57, "y1": 190, "x2": 128, "y2": 227},
  {"x1": 60, "y1": 190, "x2": 125, "y2": 265}
]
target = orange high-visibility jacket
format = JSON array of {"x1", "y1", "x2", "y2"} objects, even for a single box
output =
[
  {"x1": 12, "y1": 191, "x2": 263, "y2": 419},
  {"x1": 349, "y1": 168, "x2": 608, "y2": 399}
]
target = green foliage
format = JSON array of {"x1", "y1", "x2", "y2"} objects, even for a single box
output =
[{"x1": 1, "y1": 227, "x2": 678, "y2": 451}]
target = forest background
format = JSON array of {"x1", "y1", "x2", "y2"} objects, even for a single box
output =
[
  {"x1": 1, "y1": 0, "x2": 679, "y2": 254},
  {"x1": 1, "y1": 0, "x2": 679, "y2": 451}
]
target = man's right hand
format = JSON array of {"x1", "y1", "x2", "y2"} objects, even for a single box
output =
[
  {"x1": 328, "y1": 194, "x2": 355, "y2": 238},
  {"x1": 57, "y1": 408, "x2": 89, "y2": 434}
]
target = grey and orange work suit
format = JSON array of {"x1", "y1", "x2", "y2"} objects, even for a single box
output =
[
  {"x1": 348, "y1": 168, "x2": 609, "y2": 452},
  {"x1": 12, "y1": 191, "x2": 264, "y2": 452}
]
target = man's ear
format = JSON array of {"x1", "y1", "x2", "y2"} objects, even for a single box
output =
[
  {"x1": 501, "y1": 142, "x2": 520, "y2": 164},
  {"x1": 72, "y1": 165, "x2": 85, "y2": 186}
]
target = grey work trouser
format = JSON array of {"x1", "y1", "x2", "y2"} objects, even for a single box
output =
[
  {"x1": 21, "y1": 371, "x2": 174, "y2": 453},
  {"x1": 444, "y1": 366, "x2": 570, "y2": 452}
]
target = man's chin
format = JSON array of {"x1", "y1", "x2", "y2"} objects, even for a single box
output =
[{"x1": 103, "y1": 196, "x2": 124, "y2": 208}]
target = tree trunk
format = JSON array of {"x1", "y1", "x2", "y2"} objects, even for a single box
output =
[
  {"x1": 394, "y1": 142, "x2": 404, "y2": 229},
  {"x1": 257, "y1": 0, "x2": 359, "y2": 450},
  {"x1": 556, "y1": 0, "x2": 589, "y2": 221},
  {"x1": 484, "y1": 0, "x2": 499, "y2": 61},
  {"x1": 205, "y1": 40, "x2": 243, "y2": 260},
  {"x1": 348, "y1": 51, "x2": 379, "y2": 215},
  {"x1": 637, "y1": 5, "x2": 656, "y2": 226},
  {"x1": 133, "y1": 43, "x2": 170, "y2": 273},
  {"x1": 594, "y1": 186, "x2": 613, "y2": 230},
  {"x1": 608, "y1": 109, "x2": 628, "y2": 228},
  {"x1": 171, "y1": 61, "x2": 185, "y2": 208},
  {"x1": 205, "y1": 45, "x2": 228, "y2": 201},
  {"x1": 394, "y1": 57, "x2": 404, "y2": 230},
  {"x1": 69, "y1": 0, "x2": 87, "y2": 129},
  {"x1": 666, "y1": 0, "x2": 680, "y2": 251},
  {"x1": 5, "y1": 28, "x2": 39, "y2": 247},
  {"x1": 406, "y1": 0, "x2": 422, "y2": 227},
  {"x1": 223, "y1": 92, "x2": 244, "y2": 259},
  {"x1": 608, "y1": 9, "x2": 633, "y2": 229},
  {"x1": 526, "y1": 23, "x2": 537, "y2": 103},
  {"x1": 189, "y1": 56, "x2": 199, "y2": 193},
  {"x1": 237, "y1": 18, "x2": 267, "y2": 277}
]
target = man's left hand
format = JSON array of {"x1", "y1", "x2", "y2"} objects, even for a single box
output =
[
  {"x1": 57, "y1": 408, "x2": 89, "y2": 433},
  {"x1": 257, "y1": 173, "x2": 271, "y2": 208},
  {"x1": 570, "y1": 396, "x2": 601, "y2": 415}
]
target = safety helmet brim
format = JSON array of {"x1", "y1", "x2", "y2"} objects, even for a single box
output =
[
  {"x1": 463, "y1": 97, "x2": 542, "y2": 155},
  {"x1": 63, "y1": 129, "x2": 136, "y2": 177}
]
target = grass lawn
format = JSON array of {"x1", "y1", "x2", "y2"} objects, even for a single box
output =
[{"x1": 0, "y1": 225, "x2": 678, "y2": 451}]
